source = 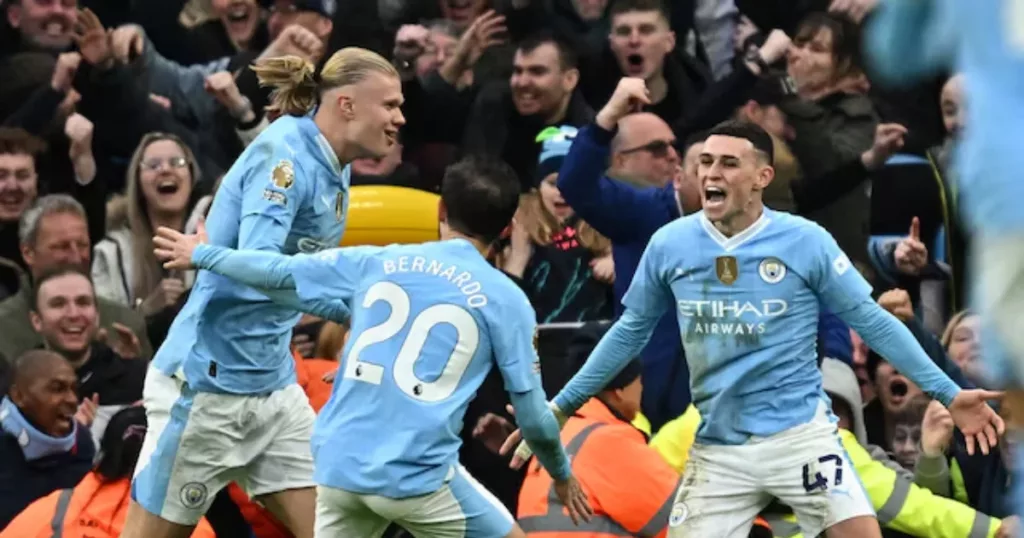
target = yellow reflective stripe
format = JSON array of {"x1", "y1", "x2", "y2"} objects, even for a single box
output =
[{"x1": 876, "y1": 475, "x2": 912, "y2": 524}]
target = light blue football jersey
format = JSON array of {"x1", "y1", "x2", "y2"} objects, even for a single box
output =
[
  {"x1": 625, "y1": 209, "x2": 873, "y2": 445},
  {"x1": 867, "y1": 0, "x2": 1024, "y2": 232},
  {"x1": 151, "y1": 115, "x2": 351, "y2": 394},
  {"x1": 283, "y1": 239, "x2": 542, "y2": 498}
]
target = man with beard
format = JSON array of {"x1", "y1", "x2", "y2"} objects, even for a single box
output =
[
  {"x1": 461, "y1": 30, "x2": 594, "y2": 190},
  {"x1": 28, "y1": 265, "x2": 148, "y2": 445}
]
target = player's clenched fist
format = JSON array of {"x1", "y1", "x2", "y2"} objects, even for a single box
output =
[{"x1": 595, "y1": 77, "x2": 651, "y2": 131}]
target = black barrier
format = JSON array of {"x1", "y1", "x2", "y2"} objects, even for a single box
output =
[{"x1": 535, "y1": 321, "x2": 612, "y2": 399}]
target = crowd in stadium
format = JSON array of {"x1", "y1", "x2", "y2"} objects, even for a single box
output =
[{"x1": 0, "y1": 0, "x2": 1014, "y2": 536}]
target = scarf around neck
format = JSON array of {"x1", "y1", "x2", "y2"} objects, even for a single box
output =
[{"x1": 0, "y1": 396, "x2": 77, "y2": 461}]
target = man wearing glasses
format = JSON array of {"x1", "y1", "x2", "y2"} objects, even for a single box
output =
[{"x1": 555, "y1": 79, "x2": 703, "y2": 432}]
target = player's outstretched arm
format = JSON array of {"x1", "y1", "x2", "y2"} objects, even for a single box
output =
[
  {"x1": 553, "y1": 308, "x2": 659, "y2": 414},
  {"x1": 154, "y1": 222, "x2": 354, "y2": 322},
  {"x1": 811, "y1": 225, "x2": 1003, "y2": 455},
  {"x1": 840, "y1": 301, "x2": 1004, "y2": 455}
]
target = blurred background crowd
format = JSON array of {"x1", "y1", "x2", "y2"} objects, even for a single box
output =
[{"x1": 0, "y1": 0, "x2": 1009, "y2": 536}]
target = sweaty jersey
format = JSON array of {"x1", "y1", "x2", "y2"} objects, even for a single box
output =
[
  {"x1": 152, "y1": 115, "x2": 351, "y2": 394},
  {"x1": 286, "y1": 240, "x2": 542, "y2": 498},
  {"x1": 866, "y1": 0, "x2": 1024, "y2": 232},
  {"x1": 623, "y1": 209, "x2": 873, "y2": 444}
]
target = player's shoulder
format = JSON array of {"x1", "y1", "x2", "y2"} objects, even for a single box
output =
[
  {"x1": 766, "y1": 210, "x2": 830, "y2": 240},
  {"x1": 650, "y1": 212, "x2": 703, "y2": 244}
]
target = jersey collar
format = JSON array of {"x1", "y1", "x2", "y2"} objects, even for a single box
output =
[
  {"x1": 698, "y1": 208, "x2": 772, "y2": 252},
  {"x1": 299, "y1": 116, "x2": 345, "y2": 181}
]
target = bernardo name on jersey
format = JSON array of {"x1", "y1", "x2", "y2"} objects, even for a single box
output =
[{"x1": 382, "y1": 255, "x2": 488, "y2": 308}]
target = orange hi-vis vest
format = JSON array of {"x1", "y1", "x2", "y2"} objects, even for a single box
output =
[
  {"x1": 0, "y1": 472, "x2": 215, "y2": 538},
  {"x1": 517, "y1": 399, "x2": 682, "y2": 537}
]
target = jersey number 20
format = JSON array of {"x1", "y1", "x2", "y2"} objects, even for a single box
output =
[{"x1": 343, "y1": 281, "x2": 478, "y2": 403}]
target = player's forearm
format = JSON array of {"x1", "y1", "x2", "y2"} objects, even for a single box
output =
[
  {"x1": 192, "y1": 244, "x2": 297, "y2": 290},
  {"x1": 840, "y1": 301, "x2": 960, "y2": 406},
  {"x1": 553, "y1": 309, "x2": 657, "y2": 414},
  {"x1": 509, "y1": 388, "x2": 572, "y2": 481}
]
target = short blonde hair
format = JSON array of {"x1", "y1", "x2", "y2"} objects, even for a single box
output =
[{"x1": 252, "y1": 47, "x2": 399, "y2": 117}]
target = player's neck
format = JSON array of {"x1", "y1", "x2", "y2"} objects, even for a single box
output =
[
  {"x1": 711, "y1": 205, "x2": 764, "y2": 238},
  {"x1": 313, "y1": 113, "x2": 360, "y2": 165},
  {"x1": 441, "y1": 229, "x2": 490, "y2": 256}
]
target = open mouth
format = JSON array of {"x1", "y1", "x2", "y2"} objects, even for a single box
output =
[
  {"x1": 625, "y1": 53, "x2": 645, "y2": 75},
  {"x1": 226, "y1": 3, "x2": 250, "y2": 22},
  {"x1": 156, "y1": 180, "x2": 180, "y2": 195},
  {"x1": 384, "y1": 130, "x2": 398, "y2": 146},
  {"x1": 703, "y1": 186, "x2": 727, "y2": 208},
  {"x1": 515, "y1": 89, "x2": 539, "y2": 106},
  {"x1": 889, "y1": 378, "x2": 908, "y2": 405},
  {"x1": 60, "y1": 324, "x2": 89, "y2": 340},
  {"x1": 0, "y1": 191, "x2": 25, "y2": 211},
  {"x1": 44, "y1": 20, "x2": 69, "y2": 38}
]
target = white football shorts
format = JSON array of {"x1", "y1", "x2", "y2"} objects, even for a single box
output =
[
  {"x1": 131, "y1": 366, "x2": 316, "y2": 525},
  {"x1": 667, "y1": 400, "x2": 874, "y2": 537}
]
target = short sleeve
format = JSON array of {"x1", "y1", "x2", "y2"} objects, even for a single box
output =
[
  {"x1": 490, "y1": 287, "x2": 543, "y2": 395},
  {"x1": 807, "y1": 224, "x2": 874, "y2": 314},
  {"x1": 238, "y1": 143, "x2": 309, "y2": 251},
  {"x1": 621, "y1": 229, "x2": 674, "y2": 317},
  {"x1": 290, "y1": 246, "x2": 376, "y2": 305}
]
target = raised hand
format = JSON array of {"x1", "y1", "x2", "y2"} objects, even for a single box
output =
[
  {"x1": 595, "y1": 78, "x2": 651, "y2": 130},
  {"x1": 73, "y1": 8, "x2": 113, "y2": 68},
  {"x1": 75, "y1": 393, "x2": 99, "y2": 427},
  {"x1": 894, "y1": 217, "x2": 928, "y2": 275},
  {"x1": 862, "y1": 123, "x2": 908, "y2": 170},
  {"x1": 97, "y1": 322, "x2": 143, "y2": 359},
  {"x1": 920, "y1": 399, "x2": 955, "y2": 457},
  {"x1": 877, "y1": 288, "x2": 914, "y2": 322},
  {"x1": 51, "y1": 52, "x2": 82, "y2": 93}
]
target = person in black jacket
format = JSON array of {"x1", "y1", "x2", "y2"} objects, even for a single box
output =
[
  {"x1": 0, "y1": 349, "x2": 95, "y2": 528},
  {"x1": 27, "y1": 265, "x2": 147, "y2": 444}
]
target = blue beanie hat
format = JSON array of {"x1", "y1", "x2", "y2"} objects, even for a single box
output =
[{"x1": 534, "y1": 125, "x2": 579, "y2": 186}]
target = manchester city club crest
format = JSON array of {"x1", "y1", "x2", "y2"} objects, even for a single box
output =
[
  {"x1": 758, "y1": 257, "x2": 787, "y2": 284},
  {"x1": 669, "y1": 502, "x2": 689, "y2": 527},
  {"x1": 179, "y1": 482, "x2": 208, "y2": 509},
  {"x1": 715, "y1": 256, "x2": 738, "y2": 285}
]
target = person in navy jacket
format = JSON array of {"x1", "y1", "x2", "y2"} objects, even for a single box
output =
[{"x1": 0, "y1": 349, "x2": 94, "y2": 528}]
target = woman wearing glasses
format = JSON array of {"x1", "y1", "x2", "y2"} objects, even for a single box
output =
[{"x1": 91, "y1": 133, "x2": 213, "y2": 317}]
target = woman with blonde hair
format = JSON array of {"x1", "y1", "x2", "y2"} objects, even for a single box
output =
[
  {"x1": 92, "y1": 133, "x2": 212, "y2": 316},
  {"x1": 125, "y1": 47, "x2": 406, "y2": 538},
  {"x1": 500, "y1": 126, "x2": 615, "y2": 323}
]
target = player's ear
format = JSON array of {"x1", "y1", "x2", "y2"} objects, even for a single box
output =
[
  {"x1": 336, "y1": 92, "x2": 356, "y2": 120},
  {"x1": 754, "y1": 163, "x2": 774, "y2": 191},
  {"x1": 437, "y1": 200, "x2": 448, "y2": 224}
]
